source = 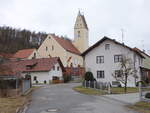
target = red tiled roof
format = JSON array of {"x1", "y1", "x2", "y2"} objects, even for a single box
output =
[
  {"x1": 0, "y1": 65, "x2": 14, "y2": 76},
  {"x1": 0, "y1": 53, "x2": 13, "y2": 59},
  {"x1": 1, "y1": 57, "x2": 65, "y2": 75},
  {"x1": 13, "y1": 49, "x2": 35, "y2": 59},
  {"x1": 133, "y1": 47, "x2": 150, "y2": 58},
  {"x1": 52, "y1": 35, "x2": 81, "y2": 55}
]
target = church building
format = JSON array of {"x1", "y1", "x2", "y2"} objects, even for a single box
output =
[{"x1": 35, "y1": 11, "x2": 89, "y2": 67}]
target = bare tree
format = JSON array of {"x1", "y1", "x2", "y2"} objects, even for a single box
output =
[{"x1": 112, "y1": 56, "x2": 137, "y2": 93}]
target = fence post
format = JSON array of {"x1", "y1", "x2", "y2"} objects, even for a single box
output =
[
  {"x1": 94, "y1": 81, "x2": 96, "y2": 89},
  {"x1": 108, "y1": 82, "x2": 111, "y2": 94},
  {"x1": 85, "y1": 80, "x2": 86, "y2": 88},
  {"x1": 89, "y1": 81, "x2": 90, "y2": 88},
  {"x1": 139, "y1": 82, "x2": 142, "y2": 101}
]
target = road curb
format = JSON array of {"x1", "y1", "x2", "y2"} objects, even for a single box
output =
[{"x1": 101, "y1": 95, "x2": 133, "y2": 105}]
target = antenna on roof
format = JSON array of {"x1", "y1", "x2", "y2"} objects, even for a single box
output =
[
  {"x1": 121, "y1": 28, "x2": 124, "y2": 44},
  {"x1": 141, "y1": 40, "x2": 145, "y2": 52}
]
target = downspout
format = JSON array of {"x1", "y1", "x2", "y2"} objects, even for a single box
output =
[{"x1": 133, "y1": 53, "x2": 136, "y2": 86}]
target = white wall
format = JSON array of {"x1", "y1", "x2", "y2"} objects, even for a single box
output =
[
  {"x1": 84, "y1": 39, "x2": 143, "y2": 87},
  {"x1": 23, "y1": 63, "x2": 63, "y2": 84}
]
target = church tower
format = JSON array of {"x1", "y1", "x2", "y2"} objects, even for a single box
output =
[{"x1": 73, "y1": 11, "x2": 89, "y2": 53}]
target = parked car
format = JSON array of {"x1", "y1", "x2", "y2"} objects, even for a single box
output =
[{"x1": 111, "y1": 81, "x2": 122, "y2": 87}]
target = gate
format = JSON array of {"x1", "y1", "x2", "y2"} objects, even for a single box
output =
[{"x1": 22, "y1": 79, "x2": 31, "y2": 94}]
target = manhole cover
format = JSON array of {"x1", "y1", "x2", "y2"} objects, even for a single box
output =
[{"x1": 46, "y1": 108, "x2": 58, "y2": 112}]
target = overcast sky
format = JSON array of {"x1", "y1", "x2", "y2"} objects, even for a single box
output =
[{"x1": 0, "y1": 0, "x2": 150, "y2": 53}]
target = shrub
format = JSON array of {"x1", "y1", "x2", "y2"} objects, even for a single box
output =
[
  {"x1": 63, "y1": 75, "x2": 71, "y2": 83},
  {"x1": 136, "y1": 81, "x2": 147, "y2": 87},
  {"x1": 36, "y1": 80, "x2": 38, "y2": 84},
  {"x1": 44, "y1": 80, "x2": 47, "y2": 84},
  {"x1": 84, "y1": 72, "x2": 95, "y2": 81},
  {"x1": 145, "y1": 93, "x2": 150, "y2": 99}
]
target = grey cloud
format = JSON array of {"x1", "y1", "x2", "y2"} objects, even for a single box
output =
[{"x1": 0, "y1": 0, "x2": 150, "y2": 52}]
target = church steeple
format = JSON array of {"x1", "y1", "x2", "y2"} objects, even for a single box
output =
[
  {"x1": 74, "y1": 11, "x2": 88, "y2": 30},
  {"x1": 73, "y1": 11, "x2": 89, "y2": 53}
]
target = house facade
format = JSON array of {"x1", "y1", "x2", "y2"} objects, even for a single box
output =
[
  {"x1": 133, "y1": 48, "x2": 150, "y2": 82},
  {"x1": 23, "y1": 61, "x2": 64, "y2": 84},
  {"x1": 82, "y1": 37, "x2": 144, "y2": 87},
  {"x1": 36, "y1": 34, "x2": 83, "y2": 67},
  {"x1": 2, "y1": 57, "x2": 64, "y2": 84}
]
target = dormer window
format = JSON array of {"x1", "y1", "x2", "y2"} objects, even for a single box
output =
[
  {"x1": 105, "y1": 44, "x2": 110, "y2": 50},
  {"x1": 26, "y1": 63, "x2": 37, "y2": 70},
  {"x1": 32, "y1": 53, "x2": 36, "y2": 59}
]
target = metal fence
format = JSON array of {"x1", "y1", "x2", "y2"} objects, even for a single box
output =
[{"x1": 82, "y1": 81, "x2": 111, "y2": 94}]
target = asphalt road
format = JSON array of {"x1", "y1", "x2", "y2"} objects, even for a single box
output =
[{"x1": 26, "y1": 83, "x2": 138, "y2": 113}]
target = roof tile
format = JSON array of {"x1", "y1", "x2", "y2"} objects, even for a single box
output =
[
  {"x1": 13, "y1": 49, "x2": 35, "y2": 59},
  {"x1": 52, "y1": 35, "x2": 81, "y2": 55}
]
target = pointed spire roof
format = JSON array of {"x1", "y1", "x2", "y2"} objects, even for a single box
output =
[{"x1": 74, "y1": 11, "x2": 88, "y2": 30}]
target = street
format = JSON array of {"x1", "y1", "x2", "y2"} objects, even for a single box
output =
[{"x1": 26, "y1": 83, "x2": 138, "y2": 113}]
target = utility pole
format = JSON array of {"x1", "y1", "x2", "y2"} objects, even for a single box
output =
[
  {"x1": 121, "y1": 29, "x2": 124, "y2": 44},
  {"x1": 141, "y1": 40, "x2": 145, "y2": 52}
]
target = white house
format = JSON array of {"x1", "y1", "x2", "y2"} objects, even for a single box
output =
[
  {"x1": 5, "y1": 57, "x2": 65, "y2": 84},
  {"x1": 82, "y1": 37, "x2": 144, "y2": 87}
]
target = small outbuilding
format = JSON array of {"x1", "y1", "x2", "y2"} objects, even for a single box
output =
[
  {"x1": 0, "y1": 65, "x2": 31, "y2": 97},
  {"x1": 5, "y1": 57, "x2": 65, "y2": 84}
]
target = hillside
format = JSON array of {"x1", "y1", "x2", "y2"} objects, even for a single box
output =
[{"x1": 0, "y1": 26, "x2": 48, "y2": 53}]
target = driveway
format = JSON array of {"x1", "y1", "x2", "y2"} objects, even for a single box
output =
[
  {"x1": 104, "y1": 93, "x2": 140, "y2": 104},
  {"x1": 26, "y1": 83, "x2": 138, "y2": 113}
]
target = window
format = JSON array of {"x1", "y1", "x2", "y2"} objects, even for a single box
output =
[
  {"x1": 97, "y1": 71, "x2": 105, "y2": 78},
  {"x1": 105, "y1": 44, "x2": 110, "y2": 50},
  {"x1": 115, "y1": 70, "x2": 123, "y2": 77},
  {"x1": 33, "y1": 76, "x2": 37, "y2": 81},
  {"x1": 52, "y1": 45, "x2": 54, "y2": 51},
  {"x1": 78, "y1": 31, "x2": 80, "y2": 37},
  {"x1": 53, "y1": 66, "x2": 55, "y2": 70},
  {"x1": 114, "y1": 55, "x2": 123, "y2": 63},
  {"x1": 96, "y1": 56, "x2": 104, "y2": 63},
  {"x1": 46, "y1": 46, "x2": 48, "y2": 51},
  {"x1": 32, "y1": 53, "x2": 36, "y2": 59},
  {"x1": 57, "y1": 66, "x2": 59, "y2": 71}
]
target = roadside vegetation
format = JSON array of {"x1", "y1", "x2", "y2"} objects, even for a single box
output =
[
  {"x1": 111, "y1": 87, "x2": 150, "y2": 94},
  {"x1": 73, "y1": 86, "x2": 106, "y2": 95},
  {"x1": 129, "y1": 101, "x2": 150, "y2": 113},
  {"x1": 0, "y1": 86, "x2": 40, "y2": 113},
  {"x1": 74, "y1": 86, "x2": 150, "y2": 96},
  {"x1": 0, "y1": 96, "x2": 29, "y2": 113}
]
